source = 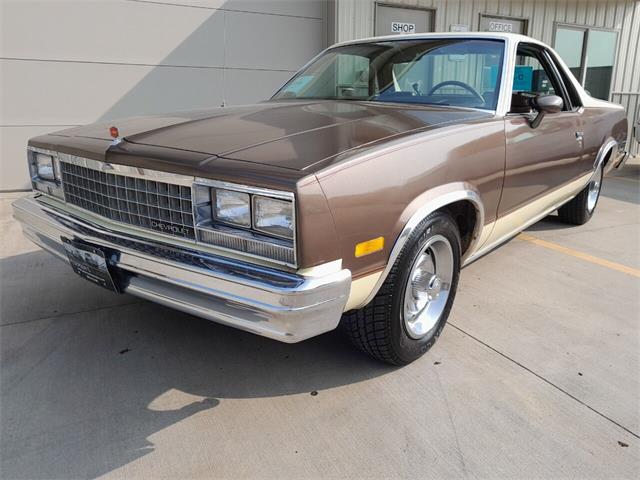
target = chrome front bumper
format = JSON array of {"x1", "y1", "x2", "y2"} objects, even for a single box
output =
[{"x1": 12, "y1": 195, "x2": 351, "y2": 343}]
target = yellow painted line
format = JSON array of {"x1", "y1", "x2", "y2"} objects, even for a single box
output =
[{"x1": 518, "y1": 233, "x2": 640, "y2": 278}]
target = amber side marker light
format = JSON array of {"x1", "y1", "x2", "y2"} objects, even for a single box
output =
[{"x1": 355, "y1": 237, "x2": 384, "y2": 258}]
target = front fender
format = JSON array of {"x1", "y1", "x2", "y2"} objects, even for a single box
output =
[{"x1": 356, "y1": 183, "x2": 485, "y2": 309}]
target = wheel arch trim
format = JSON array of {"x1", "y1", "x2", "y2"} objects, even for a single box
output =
[
  {"x1": 358, "y1": 185, "x2": 484, "y2": 309},
  {"x1": 594, "y1": 137, "x2": 618, "y2": 176}
]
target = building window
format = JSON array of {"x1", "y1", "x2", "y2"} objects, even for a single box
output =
[{"x1": 554, "y1": 25, "x2": 618, "y2": 100}]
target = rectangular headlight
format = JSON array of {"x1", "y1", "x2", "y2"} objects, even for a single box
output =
[
  {"x1": 36, "y1": 153, "x2": 55, "y2": 181},
  {"x1": 253, "y1": 195, "x2": 294, "y2": 239},
  {"x1": 213, "y1": 189, "x2": 251, "y2": 228}
]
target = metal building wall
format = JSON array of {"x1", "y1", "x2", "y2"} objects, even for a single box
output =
[
  {"x1": 333, "y1": 0, "x2": 640, "y2": 155},
  {"x1": 0, "y1": 0, "x2": 327, "y2": 190}
]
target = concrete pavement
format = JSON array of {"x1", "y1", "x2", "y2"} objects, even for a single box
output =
[{"x1": 1, "y1": 165, "x2": 638, "y2": 479}]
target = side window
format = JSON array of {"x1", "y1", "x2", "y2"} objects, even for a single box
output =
[
  {"x1": 510, "y1": 44, "x2": 569, "y2": 112},
  {"x1": 513, "y1": 47, "x2": 557, "y2": 96}
]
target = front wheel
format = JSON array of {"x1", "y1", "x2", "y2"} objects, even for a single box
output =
[
  {"x1": 342, "y1": 211, "x2": 461, "y2": 365},
  {"x1": 557, "y1": 165, "x2": 603, "y2": 225}
]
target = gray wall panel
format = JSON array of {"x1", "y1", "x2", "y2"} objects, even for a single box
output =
[
  {"x1": 1, "y1": 1, "x2": 226, "y2": 67},
  {"x1": 223, "y1": 69, "x2": 293, "y2": 105},
  {"x1": 225, "y1": 10, "x2": 324, "y2": 71},
  {"x1": 1, "y1": 126, "x2": 76, "y2": 191},
  {"x1": 151, "y1": 0, "x2": 325, "y2": 18},
  {"x1": 1, "y1": 59, "x2": 225, "y2": 125},
  {"x1": 1, "y1": 0, "x2": 326, "y2": 189}
]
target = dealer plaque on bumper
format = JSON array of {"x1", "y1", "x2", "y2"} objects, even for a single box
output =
[{"x1": 62, "y1": 237, "x2": 120, "y2": 292}]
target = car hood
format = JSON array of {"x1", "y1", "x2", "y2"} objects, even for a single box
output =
[{"x1": 54, "y1": 100, "x2": 492, "y2": 172}]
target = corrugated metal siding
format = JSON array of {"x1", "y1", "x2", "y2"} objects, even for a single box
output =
[
  {"x1": 1, "y1": 0, "x2": 327, "y2": 190},
  {"x1": 334, "y1": 0, "x2": 640, "y2": 154}
]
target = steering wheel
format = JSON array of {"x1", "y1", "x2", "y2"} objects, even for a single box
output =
[{"x1": 427, "y1": 81, "x2": 484, "y2": 103}]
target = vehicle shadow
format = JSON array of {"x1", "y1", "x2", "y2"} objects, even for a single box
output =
[
  {"x1": 601, "y1": 163, "x2": 640, "y2": 205},
  {"x1": 0, "y1": 251, "x2": 393, "y2": 479},
  {"x1": 526, "y1": 167, "x2": 640, "y2": 234},
  {"x1": 523, "y1": 213, "x2": 568, "y2": 232}
]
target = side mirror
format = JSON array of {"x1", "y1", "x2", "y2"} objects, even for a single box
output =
[
  {"x1": 529, "y1": 94, "x2": 563, "y2": 128},
  {"x1": 534, "y1": 95, "x2": 564, "y2": 114}
]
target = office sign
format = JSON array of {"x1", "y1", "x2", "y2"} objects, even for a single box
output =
[
  {"x1": 479, "y1": 15, "x2": 527, "y2": 35},
  {"x1": 488, "y1": 20, "x2": 514, "y2": 32}
]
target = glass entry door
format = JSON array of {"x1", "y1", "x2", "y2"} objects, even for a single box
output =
[{"x1": 554, "y1": 26, "x2": 618, "y2": 100}]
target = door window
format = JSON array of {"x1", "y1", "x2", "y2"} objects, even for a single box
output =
[
  {"x1": 510, "y1": 44, "x2": 572, "y2": 113},
  {"x1": 512, "y1": 48, "x2": 557, "y2": 97}
]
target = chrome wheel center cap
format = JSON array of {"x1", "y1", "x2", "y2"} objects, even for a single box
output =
[{"x1": 427, "y1": 275, "x2": 442, "y2": 300}]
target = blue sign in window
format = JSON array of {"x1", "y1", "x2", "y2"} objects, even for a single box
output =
[{"x1": 513, "y1": 66, "x2": 533, "y2": 91}]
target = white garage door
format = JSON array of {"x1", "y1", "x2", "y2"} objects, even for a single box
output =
[{"x1": 0, "y1": 0, "x2": 327, "y2": 190}]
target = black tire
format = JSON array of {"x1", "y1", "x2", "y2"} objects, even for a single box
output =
[
  {"x1": 557, "y1": 167, "x2": 603, "y2": 225},
  {"x1": 341, "y1": 211, "x2": 461, "y2": 365}
]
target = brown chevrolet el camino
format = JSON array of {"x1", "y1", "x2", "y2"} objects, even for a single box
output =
[{"x1": 13, "y1": 33, "x2": 629, "y2": 364}]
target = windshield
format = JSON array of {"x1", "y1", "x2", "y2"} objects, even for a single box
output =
[{"x1": 272, "y1": 39, "x2": 505, "y2": 110}]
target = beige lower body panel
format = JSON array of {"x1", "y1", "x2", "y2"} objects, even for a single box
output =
[
  {"x1": 345, "y1": 173, "x2": 593, "y2": 311},
  {"x1": 464, "y1": 172, "x2": 592, "y2": 264},
  {"x1": 344, "y1": 271, "x2": 383, "y2": 312}
]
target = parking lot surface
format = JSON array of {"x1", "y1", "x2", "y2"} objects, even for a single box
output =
[{"x1": 1, "y1": 164, "x2": 639, "y2": 479}]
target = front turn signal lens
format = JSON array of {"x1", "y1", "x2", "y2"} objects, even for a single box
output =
[{"x1": 355, "y1": 237, "x2": 384, "y2": 258}]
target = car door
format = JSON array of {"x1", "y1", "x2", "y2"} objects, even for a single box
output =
[{"x1": 498, "y1": 43, "x2": 584, "y2": 219}]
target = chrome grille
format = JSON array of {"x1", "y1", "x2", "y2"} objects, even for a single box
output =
[{"x1": 60, "y1": 162, "x2": 195, "y2": 240}]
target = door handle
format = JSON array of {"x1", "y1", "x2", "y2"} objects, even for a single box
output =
[{"x1": 575, "y1": 131, "x2": 584, "y2": 146}]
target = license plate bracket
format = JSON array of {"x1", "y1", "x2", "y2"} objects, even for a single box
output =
[{"x1": 61, "y1": 237, "x2": 120, "y2": 293}]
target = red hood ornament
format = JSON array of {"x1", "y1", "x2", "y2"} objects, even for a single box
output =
[{"x1": 109, "y1": 126, "x2": 123, "y2": 146}]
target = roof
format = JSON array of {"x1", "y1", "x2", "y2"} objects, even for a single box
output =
[
  {"x1": 327, "y1": 31, "x2": 610, "y2": 112},
  {"x1": 331, "y1": 31, "x2": 549, "y2": 49},
  {"x1": 322, "y1": 32, "x2": 613, "y2": 112}
]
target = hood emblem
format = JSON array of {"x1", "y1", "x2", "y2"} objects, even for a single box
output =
[{"x1": 109, "y1": 126, "x2": 123, "y2": 146}]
